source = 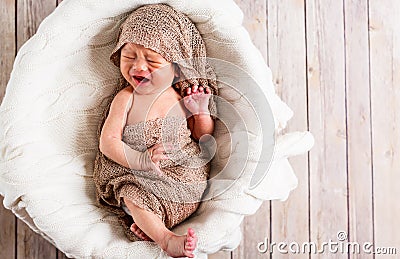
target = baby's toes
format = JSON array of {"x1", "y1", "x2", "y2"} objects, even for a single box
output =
[
  {"x1": 185, "y1": 240, "x2": 195, "y2": 251},
  {"x1": 187, "y1": 228, "x2": 196, "y2": 237},
  {"x1": 185, "y1": 228, "x2": 197, "y2": 251}
]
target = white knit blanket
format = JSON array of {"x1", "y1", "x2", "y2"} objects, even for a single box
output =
[{"x1": 0, "y1": 0, "x2": 314, "y2": 258}]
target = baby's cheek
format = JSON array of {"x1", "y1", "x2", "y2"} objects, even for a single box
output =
[{"x1": 120, "y1": 65, "x2": 129, "y2": 75}]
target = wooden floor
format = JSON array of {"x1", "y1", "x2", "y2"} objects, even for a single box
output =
[{"x1": 1, "y1": 0, "x2": 399, "y2": 258}]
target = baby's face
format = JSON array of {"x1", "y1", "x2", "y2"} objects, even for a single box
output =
[{"x1": 120, "y1": 43, "x2": 178, "y2": 95}]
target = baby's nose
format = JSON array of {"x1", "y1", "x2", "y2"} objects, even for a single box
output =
[{"x1": 132, "y1": 59, "x2": 148, "y2": 71}]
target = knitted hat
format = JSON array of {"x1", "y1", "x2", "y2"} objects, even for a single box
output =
[{"x1": 110, "y1": 4, "x2": 218, "y2": 116}]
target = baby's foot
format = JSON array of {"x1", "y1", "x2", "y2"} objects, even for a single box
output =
[
  {"x1": 130, "y1": 223, "x2": 153, "y2": 241},
  {"x1": 162, "y1": 228, "x2": 198, "y2": 258}
]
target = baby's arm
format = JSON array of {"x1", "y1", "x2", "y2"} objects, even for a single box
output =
[
  {"x1": 184, "y1": 86, "x2": 214, "y2": 140},
  {"x1": 99, "y1": 87, "x2": 167, "y2": 171}
]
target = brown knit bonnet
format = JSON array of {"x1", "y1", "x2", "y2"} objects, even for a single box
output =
[{"x1": 110, "y1": 4, "x2": 218, "y2": 116}]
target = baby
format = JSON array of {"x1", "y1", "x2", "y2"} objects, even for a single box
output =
[{"x1": 93, "y1": 4, "x2": 218, "y2": 258}]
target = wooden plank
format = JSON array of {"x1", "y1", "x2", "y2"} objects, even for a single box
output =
[
  {"x1": 268, "y1": 0, "x2": 309, "y2": 258},
  {"x1": 369, "y1": 0, "x2": 400, "y2": 257},
  {"x1": 16, "y1": 0, "x2": 56, "y2": 49},
  {"x1": 209, "y1": 251, "x2": 231, "y2": 259},
  {"x1": 0, "y1": 0, "x2": 16, "y2": 104},
  {"x1": 344, "y1": 1, "x2": 374, "y2": 258},
  {"x1": 0, "y1": 197, "x2": 16, "y2": 259},
  {"x1": 15, "y1": 0, "x2": 58, "y2": 258},
  {"x1": 0, "y1": 0, "x2": 16, "y2": 258},
  {"x1": 16, "y1": 226, "x2": 57, "y2": 259},
  {"x1": 232, "y1": 0, "x2": 270, "y2": 258},
  {"x1": 234, "y1": 0, "x2": 268, "y2": 57},
  {"x1": 57, "y1": 251, "x2": 70, "y2": 259},
  {"x1": 306, "y1": 0, "x2": 348, "y2": 258}
]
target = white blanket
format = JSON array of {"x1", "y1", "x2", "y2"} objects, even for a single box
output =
[{"x1": 0, "y1": 0, "x2": 314, "y2": 258}]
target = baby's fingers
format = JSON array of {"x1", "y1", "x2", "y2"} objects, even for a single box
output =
[
  {"x1": 152, "y1": 152, "x2": 168, "y2": 162},
  {"x1": 150, "y1": 143, "x2": 179, "y2": 161},
  {"x1": 185, "y1": 85, "x2": 199, "y2": 96},
  {"x1": 162, "y1": 143, "x2": 181, "y2": 155},
  {"x1": 191, "y1": 84, "x2": 198, "y2": 93},
  {"x1": 151, "y1": 148, "x2": 169, "y2": 162}
]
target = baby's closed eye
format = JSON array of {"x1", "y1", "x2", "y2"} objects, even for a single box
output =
[
  {"x1": 122, "y1": 55, "x2": 136, "y2": 60},
  {"x1": 147, "y1": 59, "x2": 161, "y2": 64}
]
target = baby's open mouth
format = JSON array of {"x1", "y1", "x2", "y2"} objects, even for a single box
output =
[{"x1": 133, "y1": 76, "x2": 150, "y2": 84}]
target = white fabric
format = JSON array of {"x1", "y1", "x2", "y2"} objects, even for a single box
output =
[{"x1": 0, "y1": 0, "x2": 314, "y2": 258}]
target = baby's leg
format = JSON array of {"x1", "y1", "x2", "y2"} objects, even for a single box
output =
[{"x1": 123, "y1": 197, "x2": 197, "y2": 258}]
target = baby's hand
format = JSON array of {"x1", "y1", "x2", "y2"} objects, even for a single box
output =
[
  {"x1": 183, "y1": 86, "x2": 211, "y2": 115},
  {"x1": 147, "y1": 142, "x2": 176, "y2": 175}
]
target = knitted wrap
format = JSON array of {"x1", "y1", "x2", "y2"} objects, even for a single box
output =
[{"x1": 110, "y1": 3, "x2": 218, "y2": 117}]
